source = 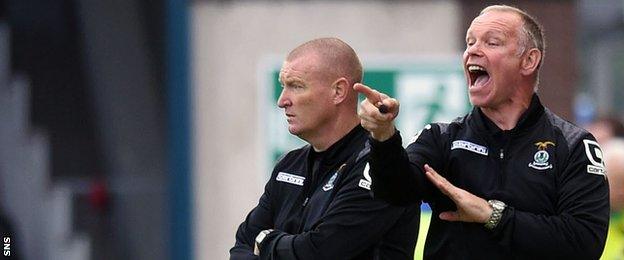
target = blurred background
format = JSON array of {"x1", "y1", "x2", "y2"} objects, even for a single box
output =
[{"x1": 0, "y1": 0, "x2": 622, "y2": 259}]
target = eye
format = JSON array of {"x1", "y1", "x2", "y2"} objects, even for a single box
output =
[
  {"x1": 285, "y1": 84, "x2": 304, "y2": 91},
  {"x1": 487, "y1": 39, "x2": 502, "y2": 46}
]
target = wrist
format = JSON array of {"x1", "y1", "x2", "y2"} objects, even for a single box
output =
[
  {"x1": 481, "y1": 203, "x2": 493, "y2": 223},
  {"x1": 371, "y1": 126, "x2": 396, "y2": 142}
]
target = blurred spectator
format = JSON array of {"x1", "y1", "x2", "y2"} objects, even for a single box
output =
[
  {"x1": 586, "y1": 116, "x2": 624, "y2": 145},
  {"x1": 601, "y1": 138, "x2": 624, "y2": 259}
]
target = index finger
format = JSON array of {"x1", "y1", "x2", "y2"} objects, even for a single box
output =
[
  {"x1": 424, "y1": 164, "x2": 459, "y2": 199},
  {"x1": 353, "y1": 83, "x2": 382, "y2": 104}
]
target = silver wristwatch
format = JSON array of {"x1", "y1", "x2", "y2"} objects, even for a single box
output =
[
  {"x1": 484, "y1": 200, "x2": 506, "y2": 230},
  {"x1": 254, "y1": 229, "x2": 273, "y2": 255}
]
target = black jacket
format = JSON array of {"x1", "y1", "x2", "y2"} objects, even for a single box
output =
[
  {"x1": 231, "y1": 125, "x2": 420, "y2": 260},
  {"x1": 369, "y1": 95, "x2": 609, "y2": 259}
]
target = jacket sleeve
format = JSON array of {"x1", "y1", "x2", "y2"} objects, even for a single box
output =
[
  {"x1": 230, "y1": 176, "x2": 275, "y2": 260},
  {"x1": 368, "y1": 125, "x2": 446, "y2": 205},
  {"x1": 258, "y1": 157, "x2": 419, "y2": 260},
  {"x1": 491, "y1": 134, "x2": 610, "y2": 259}
]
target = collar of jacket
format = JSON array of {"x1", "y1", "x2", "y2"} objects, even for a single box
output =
[
  {"x1": 303, "y1": 124, "x2": 368, "y2": 174},
  {"x1": 469, "y1": 93, "x2": 545, "y2": 136}
]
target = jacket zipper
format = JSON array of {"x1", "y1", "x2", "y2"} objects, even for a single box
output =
[
  {"x1": 301, "y1": 163, "x2": 346, "y2": 208},
  {"x1": 498, "y1": 148, "x2": 505, "y2": 186},
  {"x1": 297, "y1": 187, "x2": 314, "y2": 232},
  {"x1": 296, "y1": 154, "x2": 318, "y2": 232},
  {"x1": 499, "y1": 131, "x2": 514, "y2": 187},
  {"x1": 297, "y1": 163, "x2": 347, "y2": 233}
]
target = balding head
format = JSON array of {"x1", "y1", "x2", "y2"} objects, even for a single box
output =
[
  {"x1": 479, "y1": 5, "x2": 545, "y2": 90},
  {"x1": 480, "y1": 5, "x2": 545, "y2": 67},
  {"x1": 287, "y1": 37, "x2": 363, "y2": 88},
  {"x1": 604, "y1": 138, "x2": 624, "y2": 211}
]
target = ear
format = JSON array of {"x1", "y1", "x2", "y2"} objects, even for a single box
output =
[
  {"x1": 331, "y1": 77, "x2": 349, "y2": 104},
  {"x1": 520, "y1": 48, "x2": 542, "y2": 76}
]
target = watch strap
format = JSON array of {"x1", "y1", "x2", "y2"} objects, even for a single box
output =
[
  {"x1": 485, "y1": 200, "x2": 506, "y2": 229},
  {"x1": 254, "y1": 229, "x2": 274, "y2": 255}
]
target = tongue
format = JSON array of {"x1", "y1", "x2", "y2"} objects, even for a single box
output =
[{"x1": 474, "y1": 74, "x2": 490, "y2": 87}]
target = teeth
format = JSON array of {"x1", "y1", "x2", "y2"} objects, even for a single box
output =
[{"x1": 468, "y1": 65, "x2": 486, "y2": 72}]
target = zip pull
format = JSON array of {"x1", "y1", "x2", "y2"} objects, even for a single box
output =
[
  {"x1": 302, "y1": 197, "x2": 309, "y2": 207},
  {"x1": 499, "y1": 149, "x2": 504, "y2": 159}
]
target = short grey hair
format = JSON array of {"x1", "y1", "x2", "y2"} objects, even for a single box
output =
[{"x1": 287, "y1": 37, "x2": 363, "y2": 86}]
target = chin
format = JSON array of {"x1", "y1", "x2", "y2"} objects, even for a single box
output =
[
  {"x1": 289, "y1": 125, "x2": 310, "y2": 137},
  {"x1": 469, "y1": 93, "x2": 498, "y2": 109},
  {"x1": 287, "y1": 126, "x2": 300, "y2": 135},
  {"x1": 468, "y1": 96, "x2": 484, "y2": 107}
]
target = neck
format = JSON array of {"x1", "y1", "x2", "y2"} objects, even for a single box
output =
[
  {"x1": 308, "y1": 112, "x2": 359, "y2": 152},
  {"x1": 480, "y1": 96, "x2": 532, "y2": 131}
]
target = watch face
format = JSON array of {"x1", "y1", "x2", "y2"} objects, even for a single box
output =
[
  {"x1": 490, "y1": 200, "x2": 505, "y2": 209},
  {"x1": 256, "y1": 231, "x2": 267, "y2": 244}
]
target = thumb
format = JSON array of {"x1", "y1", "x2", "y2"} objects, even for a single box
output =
[
  {"x1": 439, "y1": 211, "x2": 460, "y2": 222},
  {"x1": 380, "y1": 98, "x2": 399, "y2": 118}
]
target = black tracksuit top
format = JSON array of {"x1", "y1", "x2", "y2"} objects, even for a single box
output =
[
  {"x1": 231, "y1": 125, "x2": 420, "y2": 260},
  {"x1": 369, "y1": 95, "x2": 610, "y2": 259}
]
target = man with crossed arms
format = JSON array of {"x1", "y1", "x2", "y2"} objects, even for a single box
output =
[{"x1": 231, "y1": 38, "x2": 419, "y2": 259}]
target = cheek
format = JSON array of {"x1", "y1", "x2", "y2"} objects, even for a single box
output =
[
  {"x1": 297, "y1": 96, "x2": 316, "y2": 111},
  {"x1": 296, "y1": 87, "x2": 334, "y2": 113},
  {"x1": 295, "y1": 95, "x2": 322, "y2": 120},
  {"x1": 491, "y1": 58, "x2": 517, "y2": 82},
  {"x1": 303, "y1": 89, "x2": 331, "y2": 106}
]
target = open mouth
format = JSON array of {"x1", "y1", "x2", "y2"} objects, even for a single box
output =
[{"x1": 467, "y1": 65, "x2": 490, "y2": 88}]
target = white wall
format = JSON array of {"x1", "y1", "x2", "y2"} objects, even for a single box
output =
[{"x1": 191, "y1": 1, "x2": 460, "y2": 259}]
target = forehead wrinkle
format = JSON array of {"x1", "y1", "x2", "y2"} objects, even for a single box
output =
[
  {"x1": 484, "y1": 30, "x2": 509, "y2": 41},
  {"x1": 469, "y1": 23, "x2": 515, "y2": 38},
  {"x1": 280, "y1": 74, "x2": 304, "y2": 86},
  {"x1": 279, "y1": 61, "x2": 318, "y2": 85},
  {"x1": 281, "y1": 52, "x2": 340, "y2": 89}
]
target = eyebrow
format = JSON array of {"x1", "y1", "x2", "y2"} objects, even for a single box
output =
[
  {"x1": 484, "y1": 30, "x2": 506, "y2": 38},
  {"x1": 280, "y1": 76, "x2": 304, "y2": 86},
  {"x1": 466, "y1": 29, "x2": 506, "y2": 40}
]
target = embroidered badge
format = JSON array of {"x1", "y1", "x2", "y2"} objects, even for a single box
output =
[
  {"x1": 451, "y1": 140, "x2": 488, "y2": 156},
  {"x1": 358, "y1": 163, "x2": 372, "y2": 190},
  {"x1": 583, "y1": 139, "x2": 606, "y2": 176},
  {"x1": 323, "y1": 171, "x2": 338, "y2": 191},
  {"x1": 528, "y1": 141, "x2": 555, "y2": 170},
  {"x1": 276, "y1": 172, "x2": 305, "y2": 186}
]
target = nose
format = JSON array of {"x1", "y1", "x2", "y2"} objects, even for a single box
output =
[
  {"x1": 465, "y1": 42, "x2": 483, "y2": 57},
  {"x1": 277, "y1": 89, "x2": 291, "y2": 108}
]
